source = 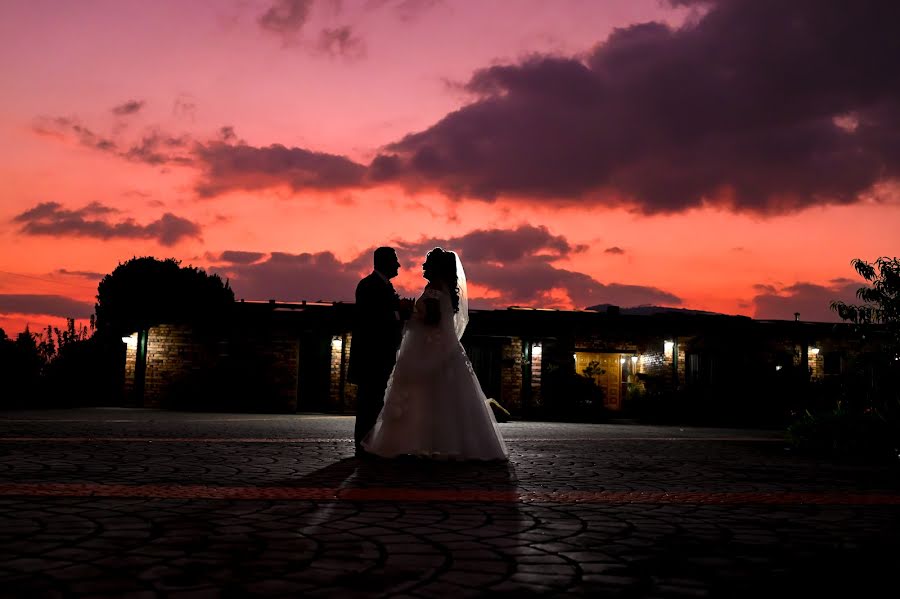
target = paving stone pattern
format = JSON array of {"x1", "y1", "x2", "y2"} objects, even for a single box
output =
[{"x1": 1, "y1": 409, "x2": 899, "y2": 598}]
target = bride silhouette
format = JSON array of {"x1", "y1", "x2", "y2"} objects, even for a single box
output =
[{"x1": 362, "y1": 247, "x2": 508, "y2": 461}]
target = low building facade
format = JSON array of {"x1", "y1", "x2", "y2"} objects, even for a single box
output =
[{"x1": 121, "y1": 301, "x2": 876, "y2": 422}]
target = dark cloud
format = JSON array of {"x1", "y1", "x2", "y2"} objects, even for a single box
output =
[
  {"x1": 604, "y1": 246, "x2": 625, "y2": 255},
  {"x1": 258, "y1": 0, "x2": 314, "y2": 37},
  {"x1": 31, "y1": 1, "x2": 900, "y2": 211},
  {"x1": 464, "y1": 262, "x2": 681, "y2": 309},
  {"x1": 0, "y1": 294, "x2": 94, "y2": 319},
  {"x1": 752, "y1": 279, "x2": 861, "y2": 322},
  {"x1": 15, "y1": 201, "x2": 116, "y2": 220},
  {"x1": 111, "y1": 100, "x2": 145, "y2": 116},
  {"x1": 193, "y1": 141, "x2": 367, "y2": 196},
  {"x1": 396, "y1": 225, "x2": 584, "y2": 265},
  {"x1": 220, "y1": 251, "x2": 360, "y2": 302},
  {"x1": 149, "y1": 214, "x2": 204, "y2": 246},
  {"x1": 13, "y1": 202, "x2": 202, "y2": 247},
  {"x1": 317, "y1": 26, "x2": 366, "y2": 59},
  {"x1": 32, "y1": 117, "x2": 191, "y2": 166},
  {"x1": 371, "y1": 0, "x2": 900, "y2": 214},
  {"x1": 217, "y1": 250, "x2": 267, "y2": 264},
  {"x1": 366, "y1": 0, "x2": 442, "y2": 23},
  {"x1": 33, "y1": 117, "x2": 116, "y2": 152},
  {"x1": 392, "y1": 0, "x2": 441, "y2": 23},
  {"x1": 753, "y1": 283, "x2": 777, "y2": 294},
  {"x1": 56, "y1": 269, "x2": 104, "y2": 279},
  {"x1": 219, "y1": 126, "x2": 237, "y2": 142},
  {"x1": 389, "y1": 225, "x2": 680, "y2": 309},
  {"x1": 214, "y1": 225, "x2": 679, "y2": 309},
  {"x1": 122, "y1": 131, "x2": 192, "y2": 165}
]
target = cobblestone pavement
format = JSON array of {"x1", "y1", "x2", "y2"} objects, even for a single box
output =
[{"x1": 1, "y1": 409, "x2": 899, "y2": 598}]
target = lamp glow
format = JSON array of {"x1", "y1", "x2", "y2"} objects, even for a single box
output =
[
  {"x1": 664, "y1": 340, "x2": 675, "y2": 356},
  {"x1": 122, "y1": 334, "x2": 136, "y2": 346},
  {"x1": 532, "y1": 342, "x2": 542, "y2": 358},
  {"x1": 332, "y1": 336, "x2": 343, "y2": 351},
  {"x1": 809, "y1": 347, "x2": 820, "y2": 355},
  {"x1": 631, "y1": 355, "x2": 638, "y2": 363},
  {"x1": 619, "y1": 357, "x2": 626, "y2": 364}
]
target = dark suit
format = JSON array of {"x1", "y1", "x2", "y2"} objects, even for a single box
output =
[{"x1": 349, "y1": 271, "x2": 403, "y2": 452}]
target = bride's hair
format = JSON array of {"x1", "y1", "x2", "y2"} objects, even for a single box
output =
[{"x1": 426, "y1": 247, "x2": 460, "y2": 313}]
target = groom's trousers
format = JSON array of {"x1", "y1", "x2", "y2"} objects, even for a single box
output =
[{"x1": 354, "y1": 374, "x2": 388, "y2": 453}]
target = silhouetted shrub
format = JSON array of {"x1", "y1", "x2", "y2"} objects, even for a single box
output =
[
  {"x1": 0, "y1": 328, "x2": 43, "y2": 409},
  {"x1": 539, "y1": 368, "x2": 609, "y2": 423},
  {"x1": 788, "y1": 400, "x2": 899, "y2": 461},
  {"x1": 42, "y1": 333, "x2": 125, "y2": 407}
]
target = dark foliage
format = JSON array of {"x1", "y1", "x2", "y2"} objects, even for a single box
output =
[
  {"x1": 788, "y1": 256, "x2": 900, "y2": 459},
  {"x1": 538, "y1": 346, "x2": 609, "y2": 423},
  {"x1": 0, "y1": 327, "x2": 43, "y2": 408},
  {"x1": 41, "y1": 331, "x2": 126, "y2": 408},
  {"x1": 831, "y1": 257, "x2": 900, "y2": 329},
  {"x1": 95, "y1": 256, "x2": 234, "y2": 336},
  {"x1": 0, "y1": 318, "x2": 123, "y2": 409}
]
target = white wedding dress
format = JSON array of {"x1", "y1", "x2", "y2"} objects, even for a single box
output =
[{"x1": 362, "y1": 265, "x2": 508, "y2": 461}]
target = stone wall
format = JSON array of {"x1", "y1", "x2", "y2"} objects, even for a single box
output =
[
  {"x1": 500, "y1": 337, "x2": 523, "y2": 412},
  {"x1": 329, "y1": 333, "x2": 356, "y2": 413},
  {"x1": 143, "y1": 324, "x2": 201, "y2": 409},
  {"x1": 638, "y1": 342, "x2": 678, "y2": 383},
  {"x1": 638, "y1": 350, "x2": 667, "y2": 380},
  {"x1": 258, "y1": 330, "x2": 300, "y2": 412},
  {"x1": 126, "y1": 323, "x2": 300, "y2": 412},
  {"x1": 808, "y1": 349, "x2": 824, "y2": 381},
  {"x1": 123, "y1": 333, "x2": 137, "y2": 402},
  {"x1": 530, "y1": 342, "x2": 543, "y2": 410}
]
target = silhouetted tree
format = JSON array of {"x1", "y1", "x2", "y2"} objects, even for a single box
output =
[
  {"x1": 792, "y1": 256, "x2": 900, "y2": 458},
  {"x1": 95, "y1": 257, "x2": 234, "y2": 336},
  {"x1": 831, "y1": 257, "x2": 900, "y2": 328},
  {"x1": 0, "y1": 327, "x2": 44, "y2": 408},
  {"x1": 830, "y1": 256, "x2": 900, "y2": 400}
]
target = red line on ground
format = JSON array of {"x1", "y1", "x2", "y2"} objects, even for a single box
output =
[
  {"x1": 0, "y1": 483, "x2": 897, "y2": 505},
  {"x1": 0, "y1": 437, "x2": 348, "y2": 443},
  {"x1": 0, "y1": 437, "x2": 782, "y2": 443}
]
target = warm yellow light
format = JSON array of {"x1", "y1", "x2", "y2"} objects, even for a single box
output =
[
  {"x1": 619, "y1": 357, "x2": 626, "y2": 364},
  {"x1": 809, "y1": 347, "x2": 820, "y2": 355},
  {"x1": 122, "y1": 334, "x2": 137, "y2": 346},
  {"x1": 631, "y1": 355, "x2": 638, "y2": 363},
  {"x1": 532, "y1": 342, "x2": 542, "y2": 358},
  {"x1": 332, "y1": 336, "x2": 343, "y2": 351},
  {"x1": 664, "y1": 340, "x2": 675, "y2": 356}
]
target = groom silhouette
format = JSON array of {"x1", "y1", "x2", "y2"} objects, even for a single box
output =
[{"x1": 348, "y1": 246, "x2": 404, "y2": 457}]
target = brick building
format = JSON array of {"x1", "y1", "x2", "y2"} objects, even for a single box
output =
[{"x1": 121, "y1": 301, "x2": 875, "y2": 420}]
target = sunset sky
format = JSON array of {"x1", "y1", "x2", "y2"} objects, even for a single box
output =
[{"x1": 2, "y1": 0, "x2": 899, "y2": 336}]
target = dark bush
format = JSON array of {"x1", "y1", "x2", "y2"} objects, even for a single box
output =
[{"x1": 539, "y1": 367, "x2": 610, "y2": 423}]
